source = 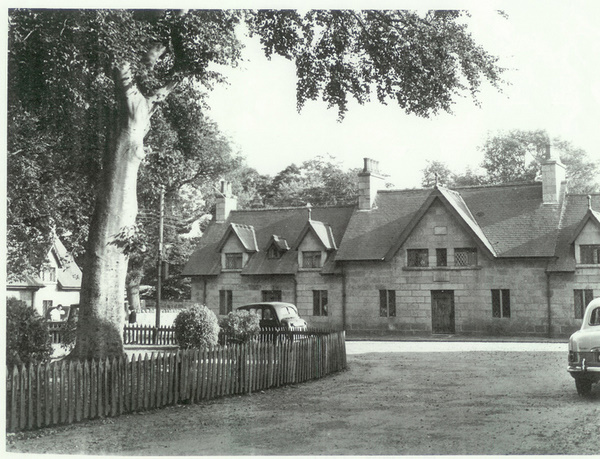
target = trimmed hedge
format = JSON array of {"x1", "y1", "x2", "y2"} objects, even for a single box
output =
[{"x1": 173, "y1": 304, "x2": 219, "y2": 349}]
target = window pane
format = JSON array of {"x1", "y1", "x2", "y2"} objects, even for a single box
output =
[
  {"x1": 313, "y1": 290, "x2": 320, "y2": 316},
  {"x1": 262, "y1": 290, "x2": 282, "y2": 302},
  {"x1": 585, "y1": 289, "x2": 594, "y2": 307},
  {"x1": 388, "y1": 290, "x2": 396, "y2": 317},
  {"x1": 580, "y1": 245, "x2": 600, "y2": 264},
  {"x1": 407, "y1": 249, "x2": 428, "y2": 267},
  {"x1": 491, "y1": 290, "x2": 501, "y2": 318},
  {"x1": 225, "y1": 253, "x2": 243, "y2": 269},
  {"x1": 322, "y1": 291, "x2": 328, "y2": 316},
  {"x1": 436, "y1": 249, "x2": 447, "y2": 267},
  {"x1": 455, "y1": 248, "x2": 477, "y2": 267},
  {"x1": 303, "y1": 251, "x2": 322, "y2": 268},
  {"x1": 574, "y1": 290, "x2": 584, "y2": 319},
  {"x1": 379, "y1": 290, "x2": 388, "y2": 317},
  {"x1": 501, "y1": 289, "x2": 511, "y2": 318}
]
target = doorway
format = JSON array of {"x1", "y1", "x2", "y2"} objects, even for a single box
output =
[{"x1": 431, "y1": 290, "x2": 455, "y2": 334}]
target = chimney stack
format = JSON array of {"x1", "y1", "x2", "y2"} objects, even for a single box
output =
[
  {"x1": 358, "y1": 158, "x2": 386, "y2": 210},
  {"x1": 541, "y1": 146, "x2": 566, "y2": 204},
  {"x1": 215, "y1": 180, "x2": 237, "y2": 222}
]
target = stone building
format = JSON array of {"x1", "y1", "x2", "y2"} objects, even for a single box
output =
[{"x1": 182, "y1": 156, "x2": 600, "y2": 337}]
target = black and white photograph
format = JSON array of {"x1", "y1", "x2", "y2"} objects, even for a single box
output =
[{"x1": 4, "y1": 1, "x2": 600, "y2": 455}]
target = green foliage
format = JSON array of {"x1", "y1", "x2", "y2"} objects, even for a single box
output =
[
  {"x1": 6, "y1": 297, "x2": 53, "y2": 367},
  {"x1": 220, "y1": 310, "x2": 261, "y2": 343},
  {"x1": 421, "y1": 130, "x2": 599, "y2": 192},
  {"x1": 235, "y1": 155, "x2": 359, "y2": 208},
  {"x1": 248, "y1": 10, "x2": 505, "y2": 119},
  {"x1": 173, "y1": 304, "x2": 220, "y2": 349}
]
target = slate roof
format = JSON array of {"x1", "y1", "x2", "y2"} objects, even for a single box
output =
[
  {"x1": 548, "y1": 194, "x2": 600, "y2": 272},
  {"x1": 337, "y1": 182, "x2": 562, "y2": 261},
  {"x1": 183, "y1": 181, "x2": 597, "y2": 276},
  {"x1": 182, "y1": 206, "x2": 355, "y2": 276}
]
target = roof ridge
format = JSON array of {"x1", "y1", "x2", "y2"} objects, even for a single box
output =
[
  {"x1": 231, "y1": 204, "x2": 356, "y2": 212},
  {"x1": 379, "y1": 181, "x2": 541, "y2": 194}
]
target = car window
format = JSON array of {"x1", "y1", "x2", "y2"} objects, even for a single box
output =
[
  {"x1": 590, "y1": 307, "x2": 600, "y2": 326},
  {"x1": 263, "y1": 307, "x2": 273, "y2": 320}
]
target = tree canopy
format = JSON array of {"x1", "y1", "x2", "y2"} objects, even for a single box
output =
[{"x1": 420, "y1": 129, "x2": 600, "y2": 192}]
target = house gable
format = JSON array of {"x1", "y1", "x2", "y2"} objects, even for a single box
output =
[
  {"x1": 572, "y1": 212, "x2": 600, "y2": 264},
  {"x1": 384, "y1": 187, "x2": 495, "y2": 261}
]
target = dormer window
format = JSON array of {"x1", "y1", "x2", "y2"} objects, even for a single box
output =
[
  {"x1": 580, "y1": 245, "x2": 600, "y2": 264},
  {"x1": 268, "y1": 246, "x2": 281, "y2": 259},
  {"x1": 302, "y1": 251, "x2": 323, "y2": 269},
  {"x1": 225, "y1": 253, "x2": 244, "y2": 270},
  {"x1": 41, "y1": 266, "x2": 56, "y2": 282}
]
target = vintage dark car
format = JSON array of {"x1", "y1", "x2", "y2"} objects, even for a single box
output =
[
  {"x1": 568, "y1": 297, "x2": 600, "y2": 396},
  {"x1": 237, "y1": 302, "x2": 307, "y2": 331}
]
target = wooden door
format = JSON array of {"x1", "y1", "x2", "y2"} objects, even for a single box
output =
[{"x1": 431, "y1": 290, "x2": 455, "y2": 334}]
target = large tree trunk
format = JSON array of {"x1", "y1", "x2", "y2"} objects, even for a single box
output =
[{"x1": 71, "y1": 64, "x2": 153, "y2": 360}]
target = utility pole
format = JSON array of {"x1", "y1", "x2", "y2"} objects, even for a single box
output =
[{"x1": 155, "y1": 185, "x2": 164, "y2": 339}]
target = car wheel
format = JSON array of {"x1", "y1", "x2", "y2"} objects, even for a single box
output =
[{"x1": 575, "y1": 377, "x2": 593, "y2": 396}]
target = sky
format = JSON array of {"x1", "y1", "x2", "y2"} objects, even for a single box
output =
[{"x1": 201, "y1": 1, "x2": 600, "y2": 189}]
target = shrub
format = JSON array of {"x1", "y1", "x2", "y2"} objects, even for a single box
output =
[
  {"x1": 6, "y1": 297, "x2": 53, "y2": 367},
  {"x1": 173, "y1": 304, "x2": 219, "y2": 349},
  {"x1": 220, "y1": 310, "x2": 261, "y2": 343}
]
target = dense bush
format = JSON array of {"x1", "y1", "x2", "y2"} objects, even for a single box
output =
[
  {"x1": 220, "y1": 310, "x2": 261, "y2": 343},
  {"x1": 173, "y1": 304, "x2": 219, "y2": 349},
  {"x1": 6, "y1": 297, "x2": 53, "y2": 367}
]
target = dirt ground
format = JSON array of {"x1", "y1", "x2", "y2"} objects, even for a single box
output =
[{"x1": 6, "y1": 344, "x2": 600, "y2": 456}]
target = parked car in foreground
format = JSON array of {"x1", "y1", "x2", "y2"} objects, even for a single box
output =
[
  {"x1": 568, "y1": 298, "x2": 600, "y2": 396},
  {"x1": 237, "y1": 302, "x2": 307, "y2": 331}
]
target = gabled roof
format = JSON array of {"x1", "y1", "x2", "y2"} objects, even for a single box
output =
[
  {"x1": 293, "y1": 220, "x2": 337, "y2": 251},
  {"x1": 216, "y1": 223, "x2": 259, "y2": 253},
  {"x1": 269, "y1": 235, "x2": 290, "y2": 252},
  {"x1": 6, "y1": 274, "x2": 46, "y2": 291},
  {"x1": 182, "y1": 206, "x2": 355, "y2": 276},
  {"x1": 548, "y1": 194, "x2": 600, "y2": 272},
  {"x1": 383, "y1": 186, "x2": 496, "y2": 261},
  {"x1": 337, "y1": 182, "x2": 561, "y2": 261},
  {"x1": 568, "y1": 208, "x2": 600, "y2": 244},
  {"x1": 6, "y1": 238, "x2": 82, "y2": 290}
]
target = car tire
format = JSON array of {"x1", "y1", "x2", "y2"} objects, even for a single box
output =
[{"x1": 575, "y1": 377, "x2": 593, "y2": 396}]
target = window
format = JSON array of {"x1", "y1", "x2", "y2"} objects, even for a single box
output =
[
  {"x1": 313, "y1": 290, "x2": 328, "y2": 316},
  {"x1": 41, "y1": 267, "x2": 56, "y2": 282},
  {"x1": 574, "y1": 289, "x2": 594, "y2": 319},
  {"x1": 225, "y1": 253, "x2": 243, "y2": 269},
  {"x1": 302, "y1": 251, "x2": 322, "y2": 268},
  {"x1": 268, "y1": 246, "x2": 283, "y2": 259},
  {"x1": 580, "y1": 245, "x2": 600, "y2": 264},
  {"x1": 455, "y1": 248, "x2": 478, "y2": 267},
  {"x1": 262, "y1": 290, "x2": 282, "y2": 302},
  {"x1": 436, "y1": 248, "x2": 447, "y2": 267},
  {"x1": 219, "y1": 290, "x2": 233, "y2": 315},
  {"x1": 407, "y1": 249, "x2": 428, "y2": 267},
  {"x1": 380, "y1": 290, "x2": 396, "y2": 317},
  {"x1": 492, "y1": 289, "x2": 511, "y2": 318}
]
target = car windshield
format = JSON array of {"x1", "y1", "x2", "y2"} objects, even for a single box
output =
[{"x1": 276, "y1": 306, "x2": 299, "y2": 320}]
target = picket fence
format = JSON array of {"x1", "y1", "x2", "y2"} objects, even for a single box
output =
[{"x1": 6, "y1": 331, "x2": 347, "y2": 432}]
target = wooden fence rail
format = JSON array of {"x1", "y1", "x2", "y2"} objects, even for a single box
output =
[{"x1": 6, "y1": 331, "x2": 347, "y2": 432}]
